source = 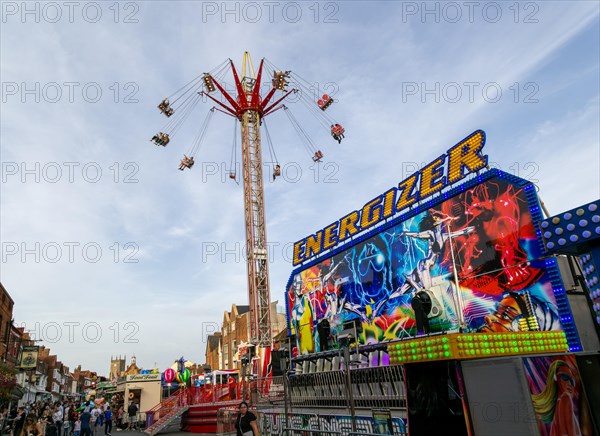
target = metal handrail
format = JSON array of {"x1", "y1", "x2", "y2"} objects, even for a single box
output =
[
  {"x1": 348, "y1": 433, "x2": 406, "y2": 436},
  {"x1": 283, "y1": 429, "x2": 343, "y2": 435}
]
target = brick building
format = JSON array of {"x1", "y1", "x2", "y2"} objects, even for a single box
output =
[
  {"x1": 205, "y1": 333, "x2": 222, "y2": 371},
  {"x1": 221, "y1": 304, "x2": 250, "y2": 370},
  {"x1": 210, "y1": 302, "x2": 287, "y2": 371},
  {"x1": 0, "y1": 283, "x2": 16, "y2": 365}
]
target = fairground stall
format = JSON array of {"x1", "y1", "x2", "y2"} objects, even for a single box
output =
[
  {"x1": 115, "y1": 373, "x2": 161, "y2": 425},
  {"x1": 141, "y1": 130, "x2": 599, "y2": 436},
  {"x1": 275, "y1": 130, "x2": 599, "y2": 436}
]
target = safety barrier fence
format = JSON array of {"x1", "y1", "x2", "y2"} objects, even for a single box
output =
[
  {"x1": 286, "y1": 365, "x2": 406, "y2": 410},
  {"x1": 148, "y1": 364, "x2": 407, "y2": 412},
  {"x1": 147, "y1": 365, "x2": 408, "y2": 433},
  {"x1": 217, "y1": 409, "x2": 408, "y2": 435},
  {"x1": 214, "y1": 365, "x2": 409, "y2": 435}
]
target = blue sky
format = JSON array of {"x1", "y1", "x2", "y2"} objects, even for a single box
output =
[{"x1": 1, "y1": 1, "x2": 598, "y2": 375}]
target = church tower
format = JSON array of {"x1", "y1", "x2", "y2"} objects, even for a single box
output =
[{"x1": 109, "y1": 355, "x2": 126, "y2": 380}]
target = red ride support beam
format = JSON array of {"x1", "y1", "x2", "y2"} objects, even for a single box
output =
[
  {"x1": 229, "y1": 59, "x2": 248, "y2": 110},
  {"x1": 201, "y1": 92, "x2": 238, "y2": 117},
  {"x1": 249, "y1": 59, "x2": 265, "y2": 109},
  {"x1": 210, "y1": 76, "x2": 242, "y2": 114},
  {"x1": 260, "y1": 87, "x2": 277, "y2": 112},
  {"x1": 262, "y1": 88, "x2": 296, "y2": 115}
]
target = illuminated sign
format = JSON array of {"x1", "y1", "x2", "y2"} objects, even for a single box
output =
[
  {"x1": 126, "y1": 374, "x2": 161, "y2": 382},
  {"x1": 293, "y1": 130, "x2": 488, "y2": 266}
]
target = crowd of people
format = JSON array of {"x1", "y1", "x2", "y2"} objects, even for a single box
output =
[{"x1": 0, "y1": 399, "x2": 140, "y2": 436}]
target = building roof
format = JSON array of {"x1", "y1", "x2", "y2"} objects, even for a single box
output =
[
  {"x1": 223, "y1": 304, "x2": 250, "y2": 326},
  {"x1": 207, "y1": 333, "x2": 222, "y2": 352},
  {"x1": 236, "y1": 305, "x2": 250, "y2": 315},
  {"x1": 0, "y1": 282, "x2": 15, "y2": 304}
]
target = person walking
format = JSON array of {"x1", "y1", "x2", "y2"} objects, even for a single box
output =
[
  {"x1": 72, "y1": 418, "x2": 81, "y2": 436},
  {"x1": 12, "y1": 407, "x2": 26, "y2": 436},
  {"x1": 63, "y1": 404, "x2": 70, "y2": 436},
  {"x1": 115, "y1": 407, "x2": 123, "y2": 431},
  {"x1": 78, "y1": 409, "x2": 91, "y2": 436},
  {"x1": 126, "y1": 403, "x2": 137, "y2": 431},
  {"x1": 103, "y1": 407, "x2": 112, "y2": 436},
  {"x1": 69, "y1": 405, "x2": 78, "y2": 436},
  {"x1": 54, "y1": 403, "x2": 63, "y2": 436},
  {"x1": 91, "y1": 406, "x2": 102, "y2": 436}
]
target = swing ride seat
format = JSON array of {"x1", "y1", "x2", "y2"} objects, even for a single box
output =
[
  {"x1": 158, "y1": 98, "x2": 174, "y2": 117},
  {"x1": 272, "y1": 71, "x2": 290, "y2": 91},
  {"x1": 318, "y1": 94, "x2": 333, "y2": 110},
  {"x1": 158, "y1": 98, "x2": 169, "y2": 111},
  {"x1": 272, "y1": 165, "x2": 281, "y2": 180},
  {"x1": 152, "y1": 132, "x2": 170, "y2": 147},
  {"x1": 179, "y1": 156, "x2": 195, "y2": 170},
  {"x1": 203, "y1": 74, "x2": 216, "y2": 93},
  {"x1": 331, "y1": 124, "x2": 344, "y2": 136}
]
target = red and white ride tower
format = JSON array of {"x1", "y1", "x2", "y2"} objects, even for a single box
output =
[
  {"x1": 154, "y1": 52, "x2": 344, "y2": 382},
  {"x1": 203, "y1": 53, "x2": 294, "y2": 358}
]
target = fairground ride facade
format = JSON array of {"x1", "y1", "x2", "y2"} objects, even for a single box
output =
[{"x1": 146, "y1": 130, "x2": 600, "y2": 436}]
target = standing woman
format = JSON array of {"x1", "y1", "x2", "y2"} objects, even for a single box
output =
[
  {"x1": 233, "y1": 402, "x2": 259, "y2": 436},
  {"x1": 115, "y1": 406, "x2": 123, "y2": 430},
  {"x1": 40, "y1": 407, "x2": 51, "y2": 436},
  {"x1": 19, "y1": 414, "x2": 43, "y2": 436}
]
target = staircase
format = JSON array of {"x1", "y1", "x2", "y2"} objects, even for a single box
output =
[
  {"x1": 143, "y1": 382, "x2": 249, "y2": 434},
  {"x1": 144, "y1": 390, "x2": 190, "y2": 436}
]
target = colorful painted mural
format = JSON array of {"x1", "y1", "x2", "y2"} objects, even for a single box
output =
[
  {"x1": 523, "y1": 355, "x2": 593, "y2": 436},
  {"x1": 287, "y1": 178, "x2": 563, "y2": 355}
]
